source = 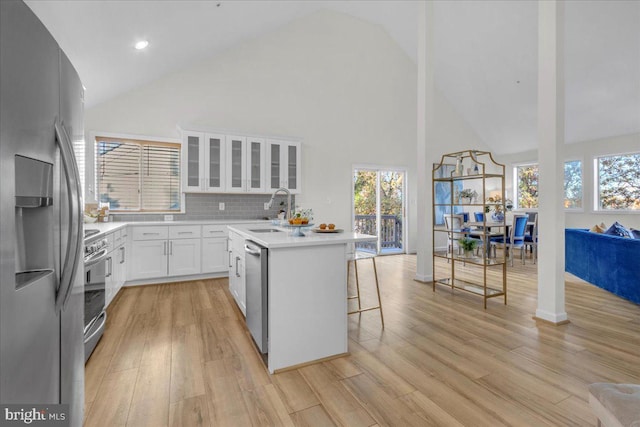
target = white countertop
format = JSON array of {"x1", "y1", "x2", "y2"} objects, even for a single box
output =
[
  {"x1": 83, "y1": 219, "x2": 270, "y2": 240},
  {"x1": 227, "y1": 224, "x2": 377, "y2": 249}
]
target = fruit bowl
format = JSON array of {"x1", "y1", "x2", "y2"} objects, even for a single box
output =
[{"x1": 283, "y1": 223, "x2": 314, "y2": 236}]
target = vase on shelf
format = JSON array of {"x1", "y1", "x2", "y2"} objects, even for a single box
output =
[{"x1": 453, "y1": 155, "x2": 463, "y2": 177}]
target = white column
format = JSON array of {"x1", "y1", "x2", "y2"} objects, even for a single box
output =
[
  {"x1": 415, "y1": 0, "x2": 435, "y2": 282},
  {"x1": 536, "y1": 0, "x2": 568, "y2": 324}
]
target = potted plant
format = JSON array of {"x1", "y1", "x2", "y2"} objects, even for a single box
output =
[
  {"x1": 459, "y1": 237, "x2": 479, "y2": 258},
  {"x1": 459, "y1": 188, "x2": 478, "y2": 204}
]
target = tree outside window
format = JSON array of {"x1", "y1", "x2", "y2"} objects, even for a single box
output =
[
  {"x1": 515, "y1": 161, "x2": 584, "y2": 210},
  {"x1": 597, "y1": 153, "x2": 640, "y2": 210},
  {"x1": 516, "y1": 164, "x2": 539, "y2": 209},
  {"x1": 564, "y1": 160, "x2": 582, "y2": 209}
]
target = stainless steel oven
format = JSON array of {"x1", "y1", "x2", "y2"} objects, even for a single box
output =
[{"x1": 83, "y1": 231, "x2": 108, "y2": 362}]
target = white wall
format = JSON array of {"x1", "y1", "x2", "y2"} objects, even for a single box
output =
[
  {"x1": 84, "y1": 9, "x2": 486, "y2": 253},
  {"x1": 495, "y1": 132, "x2": 640, "y2": 229}
]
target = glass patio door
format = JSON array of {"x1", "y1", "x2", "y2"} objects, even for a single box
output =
[{"x1": 353, "y1": 168, "x2": 405, "y2": 255}]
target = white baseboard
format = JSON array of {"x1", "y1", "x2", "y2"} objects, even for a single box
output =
[
  {"x1": 124, "y1": 271, "x2": 228, "y2": 287},
  {"x1": 414, "y1": 273, "x2": 433, "y2": 283}
]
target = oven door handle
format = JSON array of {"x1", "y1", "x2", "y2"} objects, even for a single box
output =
[
  {"x1": 84, "y1": 248, "x2": 109, "y2": 268},
  {"x1": 84, "y1": 311, "x2": 107, "y2": 342}
]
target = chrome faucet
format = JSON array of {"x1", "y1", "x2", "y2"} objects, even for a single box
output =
[{"x1": 267, "y1": 187, "x2": 292, "y2": 219}]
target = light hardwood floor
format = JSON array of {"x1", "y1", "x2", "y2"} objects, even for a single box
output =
[{"x1": 84, "y1": 255, "x2": 640, "y2": 426}]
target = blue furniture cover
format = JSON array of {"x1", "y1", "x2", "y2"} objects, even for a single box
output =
[{"x1": 565, "y1": 228, "x2": 640, "y2": 304}]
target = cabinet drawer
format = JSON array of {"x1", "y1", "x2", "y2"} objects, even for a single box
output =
[
  {"x1": 113, "y1": 229, "x2": 123, "y2": 247},
  {"x1": 132, "y1": 226, "x2": 169, "y2": 241},
  {"x1": 202, "y1": 224, "x2": 228, "y2": 238},
  {"x1": 169, "y1": 225, "x2": 201, "y2": 239}
]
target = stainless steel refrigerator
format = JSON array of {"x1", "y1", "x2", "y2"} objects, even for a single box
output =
[{"x1": 1, "y1": 1, "x2": 85, "y2": 425}]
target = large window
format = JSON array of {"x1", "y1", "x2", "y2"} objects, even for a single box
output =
[
  {"x1": 514, "y1": 160, "x2": 583, "y2": 210},
  {"x1": 96, "y1": 136, "x2": 181, "y2": 212},
  {"x1": 564, "y1": 160, "x2": 582, "y2": 209},
  {"x1": 515, "y1": 164, "x2": 539, "y2": 209},
  {"x1": 596, "y1": 153, "x2": 640, "y2": 211}
]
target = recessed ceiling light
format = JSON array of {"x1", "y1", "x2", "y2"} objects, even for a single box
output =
[{"x1": 135, "y1": 40, "x2": 149, "y2": 50}]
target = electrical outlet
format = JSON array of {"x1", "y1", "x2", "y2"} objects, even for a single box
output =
[
  {"x1": 219, "y1": 202, "x2": 225, "y2": 211},
  {"x1": 264, "y1": 202, "x2": 270, "y2": 210},
  {"x1": 164, "y1": 215, "x2": 173, "y2": 221}
]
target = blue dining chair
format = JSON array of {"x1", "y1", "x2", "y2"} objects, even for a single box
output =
[
  {"x1": 491, "y1": 214, "x2": 528, "y2": 266},
  {"x1": 524, "y1": 213, "x2": 538, "y2": 264}
]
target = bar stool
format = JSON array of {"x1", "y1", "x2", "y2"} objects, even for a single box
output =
[{"x1": 347, "y1": 251, "x2": 384, "y2": 328}]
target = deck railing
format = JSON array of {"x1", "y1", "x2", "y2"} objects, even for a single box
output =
[{"x1": 354, "y1": 214, "x2": 403, "y2": 251}]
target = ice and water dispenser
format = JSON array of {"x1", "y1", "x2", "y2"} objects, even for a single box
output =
[{"x1": 14, "y1": 155, "x2": 55, "y2": 289}]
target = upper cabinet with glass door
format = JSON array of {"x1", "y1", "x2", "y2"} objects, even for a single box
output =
[
  {"x1": 224, "y1": 135, "x2": 268, "y2": 193},
  {"x1": 181, "y1": 131, "x2": 226, "y2": 192},
  {"x1": 266, "y1": 139, "x2": 302, "y2": 194},
  {"x1": 246, "y1": 137, "x2": 266, "y2": 193},
  {"x1": 182, "y1": 131, "x2": 204, "y2": 192},
  {"x1": 225, "y1": 135, "x2": 247, "y2": 192},
  {"x1": 181, "y1": 128, "x2": 301, "y2": 194}
]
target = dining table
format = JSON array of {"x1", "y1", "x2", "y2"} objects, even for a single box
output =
[{"x1": 465, "y1": 213, "x2": 536, "y2": 259}]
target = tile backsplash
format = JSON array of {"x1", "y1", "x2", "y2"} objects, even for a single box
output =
[{"x1": 110, "y1": 193, "x2": 294, "y2": 222}]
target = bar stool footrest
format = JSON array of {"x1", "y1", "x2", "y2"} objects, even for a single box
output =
[{"x1": 348, "y1": 306, "x2": 382, "y2": 315}]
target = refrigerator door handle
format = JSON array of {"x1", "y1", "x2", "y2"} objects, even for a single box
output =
[{"x1": 54, "y1": 120, "x2": 83, "y2": 312}]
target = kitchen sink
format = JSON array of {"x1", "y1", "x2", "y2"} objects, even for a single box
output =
[{"x1": 249, "y1": 228, "x2": 282, "y2": 233}]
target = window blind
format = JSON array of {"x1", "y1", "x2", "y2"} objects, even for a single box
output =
[{"x1": 96, "y1": 136, "x2": 181, "y2": 212}]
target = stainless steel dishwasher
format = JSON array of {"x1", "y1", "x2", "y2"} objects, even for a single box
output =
[{"x1": 244, "y1": 240, "x2": 268, "y2": 354}]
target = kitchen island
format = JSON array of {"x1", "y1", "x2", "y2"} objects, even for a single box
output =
[{"x1": 227, "y1": 224, "x2": 376, "y2": 373}]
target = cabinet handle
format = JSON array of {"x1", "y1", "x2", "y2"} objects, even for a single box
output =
[
  {"x1": 177, "y1": 231, "x2": 192, "y2": 235},
  {"x1": 163, "y1": 241, "x2": 167, "y2": 255},
  {"x1": 235, "y1": 256, "x2": 240, "y2": 277},
  {"x1": 228, "y1": 250, "x2": 233, "y2": 268},
  {"x1": 120, "y1": 246, "x2": 125, "y2": 264},
  {"x1": 209, "y1": 230, "x2": 223, "y2": 234},
  {"x1": 143, "y1": 232, "x2": 160, "y2": 236},
  {"x1": 106, "y1": 257, "x2": 112, "y2": 277},
  {"x1": 170, "y1": 241, "x2": 173, "y2": 255}
]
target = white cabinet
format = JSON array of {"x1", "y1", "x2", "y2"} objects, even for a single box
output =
[
  {"x1": 181, "y1": 128, "x2": 300, "y2": 194},
  {"x1": 168, "y1": 238, "x2": 201, "y2": 276},
  {"x1": 228, "y1": 230, "x2": 246, "y2": 316},
  {"x1": 225, "y1": 135, "x2": 247, "y2": 192},
  {"x1": 128, "y1": 225, "x2": 202, "y2": 280},
  {"x1": 225, "y1": 135, "x2": 268, "y2": 193},
  {"x1": 266, "y1": 139, "x2": 301, "y2": 194},
  {"x1": 104, "y1": 228, "x2": 127, "y2": 307},
  {"x1": 202, "y1": 225, "x2": 229, "y2": 273},
  {"x1": 246, "y1": 137, "x2": 267, "y2": 193},
  {"x1": 105, "y1": 247, "x2": 116, "y2": 306},
  {"x1": 116, "y1": 228, "x2": 127, "y2": 290},
  {"x1": 130, "y1": 239, "x2": 168, "y2": 281},
  {"x1": 183, "y1": 131, "x2": 204, "y2": 192},
  {"x1": 182, "y1": 131, "x2": 226, "y2": 192}
]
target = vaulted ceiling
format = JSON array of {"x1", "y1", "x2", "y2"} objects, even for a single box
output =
[{"x1": 26, "y1": 0, "x2": 639, "y2": 155}]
